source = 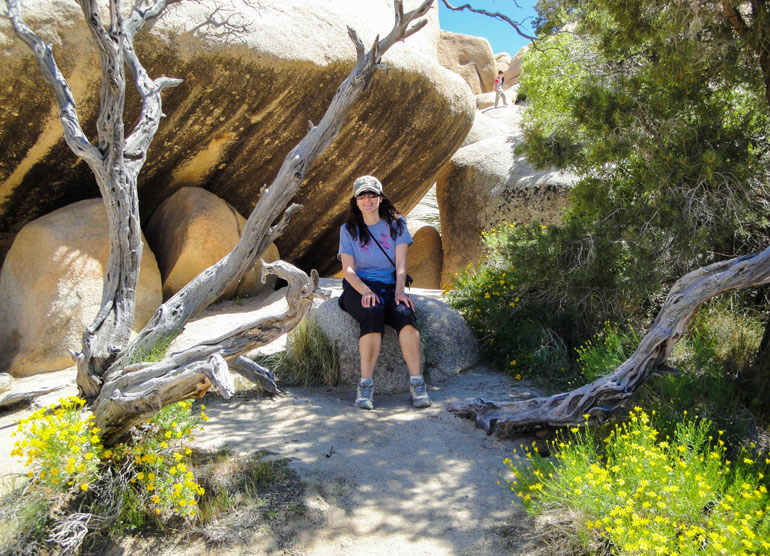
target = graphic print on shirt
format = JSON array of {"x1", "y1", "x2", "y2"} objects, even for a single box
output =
[{"x1": 379, "y1": 232, "x2": 392, "y2": 250}]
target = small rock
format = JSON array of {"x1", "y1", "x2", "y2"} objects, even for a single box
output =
[{"x1": 0, "y1": 373, "x2": 13, "y2": 393}]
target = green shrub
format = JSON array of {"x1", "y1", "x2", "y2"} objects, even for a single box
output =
[
  {"x1": 108, "y1": 399, "x2": 206, "y2": 527},
  {"x1": 635, "y1": 300, "x2": 764, "y2": 452},
  {"x1": 506, "y1": 408, "x2": 770, "y2": 554},
  {"x1": 446, "y1": 222, "x2": 615, "y2": 388},
  {"x1": 575, "y1": 321, "x2": 639, "y2": 383},
  {"x1": 267, "y1": 316, "x2": 338, "y2": 387}
]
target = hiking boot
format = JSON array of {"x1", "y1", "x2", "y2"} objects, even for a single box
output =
[
  {"x1": 355, "y1": 378, "x2": 374, "y2": 410},
  {"x1": 409, "y1": 376, "x2": 431, "y2": 408}
]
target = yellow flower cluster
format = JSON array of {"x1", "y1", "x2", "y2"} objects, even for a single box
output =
[
  {"x1": 11, "y1": 396, "x2": 102, "y2": 492},
  {"x1": 121, "y1": 399, "x2": 206, "y2": 519},
  {"x1": 505, "y1": 408, "x2": 770, "y2": 554},
  {"x1": 131, "y1": 400, "x2": 208, "y2": 518}
]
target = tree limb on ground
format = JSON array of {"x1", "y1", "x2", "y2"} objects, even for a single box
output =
[{"x1": 448, "y1": 246, "x2": 770, "y2": 437}]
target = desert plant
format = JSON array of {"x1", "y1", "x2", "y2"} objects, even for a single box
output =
[
  {"x1": 575, "y1": 321, "x2": 639, "y2": 384},
  {"x1": 268, "y1": 316, "x2": 339, "y2": 387},
  {"x1": 5, "y1": 397, "x2": 207, "y2": 552},
  {"x1": 506, "y1": 408, "x2": 770, "y2": 554}
]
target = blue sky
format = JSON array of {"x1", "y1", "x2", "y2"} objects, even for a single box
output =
[{"x1": 437, "y1": 0, "x2": 538, "y2": 56}]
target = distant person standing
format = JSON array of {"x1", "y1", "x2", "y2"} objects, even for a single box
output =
[{"x1": 494, "y1": 70, "x2": 507, "y2": 108}]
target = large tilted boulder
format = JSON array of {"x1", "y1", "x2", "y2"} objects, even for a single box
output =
[
  {"x1": 408, "y1": 225, "x2": 443, "y2": 290},
  {"x1": 436, "y1": 105, "x2": 576, "y2": 285},
  {"x1": 437, "y1": 29, "x2": 497, "y2": 94},
  {"x1": 0, "y1": 199, "x2": 162, "y2": 377},
  {"x1": 311, "y1": 289, "x2": 477, "y2": 394},
  {"x1": 0, "y1": 1, "x2": 474, "y2": 277},
  {"x1": 146, "y1": 187, "x2": 279, "y2": 300}
]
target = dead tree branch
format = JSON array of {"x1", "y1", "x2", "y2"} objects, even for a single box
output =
[
  {"x1": 6, "y1": 0, "x2": 101, "y2": 166},
  {"x1": 93, "y1": 261, "x2": 328, "y2": 445},
  {"x1": 7, "y1": 0, "x2": 182, "y2": 397},
  {"x1": 440, "y1": 0, "x2": 537, "y2": 42},
  {"x1": 448, "y1": 246, "x2": 770, "y2": 436}
]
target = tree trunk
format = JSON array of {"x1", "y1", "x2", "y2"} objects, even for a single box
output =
[
  {"x1": 7, "y1": 0, "x2": 182, "y2": 398},
  {"x1": 93, "y1": 262, "x2": 327, "y2": 445},
  {"x1": 448, "y1": 247, "x2": 770, "y2": 436}
]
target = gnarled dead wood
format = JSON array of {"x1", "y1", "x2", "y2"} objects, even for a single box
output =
[
  {"x1": 439, "y1": 0, "x2": 537, "y2": 42},
  {"x1": 5, "y1": 0, "x2": 182, "y2": 398},
  {"x1": 448, "y1": 247, "x2": 770, "y2": 437},
  {"x1": 93, "y1": 261, "x2": 329, "y2": 445},
  {"x1": 0, "y1": 386, "x2": 65, "y2": 413}
]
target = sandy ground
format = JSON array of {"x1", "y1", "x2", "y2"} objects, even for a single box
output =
[
  {"x1": 0, "y1": 280, "x2": 540, "y2": 556},
  {"x1": 0, "y1": 366, "x2": 536, "y2": 556},
  {"x1": 187, "y1": 367, "x2": 534, "y2": 555},
  {"x1": 171, "y1": 279, "x2": 537, "y2": 555}
]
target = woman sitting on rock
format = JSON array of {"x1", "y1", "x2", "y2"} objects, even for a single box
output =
[{"x1": 337, "y1": 175, "x2": 431, "y2": 410}]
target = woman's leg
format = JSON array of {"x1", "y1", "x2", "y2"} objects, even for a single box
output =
[
  {"x1": 398, "y1": 325, "x2": 421, "y2": 377},
  {"x1": 359, "y1": 332, "x2": 382, "y2": 379},
  {"x1": 399, "y1": 325, "x2": 431, "y2": 408}
]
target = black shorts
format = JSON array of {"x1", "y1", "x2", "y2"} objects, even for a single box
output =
[{"x1": 338, "y1": 279, "x2": 417, "y2": 337}]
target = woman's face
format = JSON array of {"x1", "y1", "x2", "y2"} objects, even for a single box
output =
[{"x1": 356, "y1": 192, "x2": 381, "y2": 216}]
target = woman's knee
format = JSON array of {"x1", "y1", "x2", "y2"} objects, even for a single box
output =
[{"x1": 364, "y1": 302, "x2": 385, "y2": 318}]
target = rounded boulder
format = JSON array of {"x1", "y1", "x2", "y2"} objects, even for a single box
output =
[
  {"x1": 312, "y1": 290, "x2": 478, "y2": 394},
  {"x1": 436, "y1": 111, "x2": 576, "y2": 285},
  {"x1": 438, "y1": 29, "x2": 498, "y2": 94},
  {"x1": 408, "y1": 225, "x2": 443, "y2": 290},
  {"x1": 0, "y1": 199, "x2": 162, "y2": 376},
  {"x1": 146, "y1": 187, "x2": 279, "y2": 300}
]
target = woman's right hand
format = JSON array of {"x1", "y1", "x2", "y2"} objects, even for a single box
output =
[{"x1": 361, "y1": 290, "x2": 380, "y2": 308}]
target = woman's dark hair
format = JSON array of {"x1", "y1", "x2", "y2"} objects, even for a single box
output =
[{"x1": 344, "y1": 194, "x2": 405, "y2": 245}]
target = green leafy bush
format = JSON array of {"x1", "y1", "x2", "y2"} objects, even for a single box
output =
[
  {"x1": 446, "y1": 222, "x2": 617, "y2": 388},
  {"x1": 109, "y1": 399, "x2": 206, "y2": 527},
  {"x1": 511, "y1": 2, "x2": 770, "y2": 330},
  {"x1": 575, "y1": 321, "x2": 639, "y2": 383},
  {"x1": 507, "y1": 408, "x2": 770, "y2": 554},
  {"x1": 636, "y1": 300, "x2": 763, "y2": 452}
]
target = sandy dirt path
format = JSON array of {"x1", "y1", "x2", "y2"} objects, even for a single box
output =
[{"x1": 192, "y1": 367, "x2": 532, "y2": 555}]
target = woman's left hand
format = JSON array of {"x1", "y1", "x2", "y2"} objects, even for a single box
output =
[{"x1": 394, "y1": 291, "x2": 414, "y2": 310}]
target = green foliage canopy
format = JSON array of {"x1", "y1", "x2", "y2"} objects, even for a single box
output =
[{"x1": 511, "y1": 0, "x2": 770, "y2": 320}]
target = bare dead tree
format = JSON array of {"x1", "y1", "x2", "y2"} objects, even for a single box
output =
[
  {"x1": 448, "y1": 247, "x2": 770, "y2": 436},
  {"x1": 7, "y1": 0, "x2": 435, "y2": 444},
  {"x1": 7, "y1": 0, "x2": 182, "y2": 396}
]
